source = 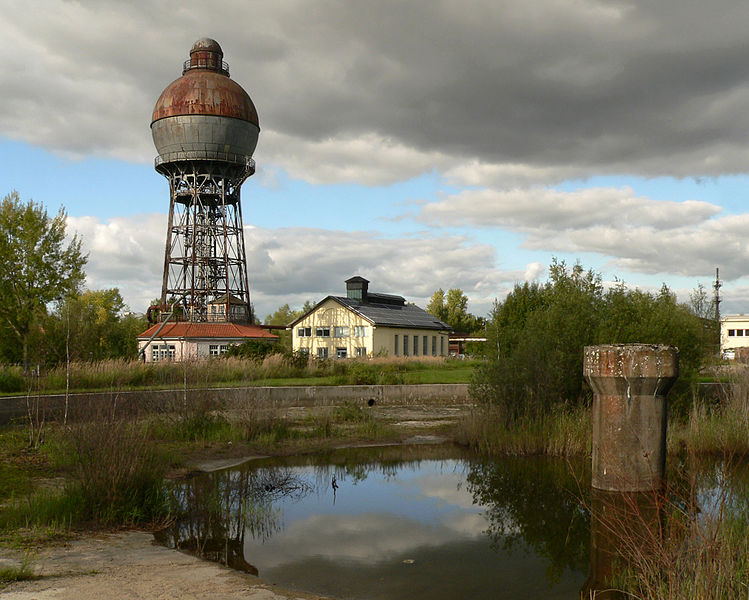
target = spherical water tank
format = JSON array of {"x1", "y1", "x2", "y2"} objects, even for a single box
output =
[{"x1": 151, "y1": 38, "x2": 260, "y2": 164}]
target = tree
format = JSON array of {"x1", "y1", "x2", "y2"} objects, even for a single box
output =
[
  {"x1": 264, "y1": 304, "x2": 297, "y2": 326},
  {"x1": 474, "y1": 259, "x2": 710, "y2": 423},
  {"x1": 0, "y1": 192, "x2": 86, "y2": 371},
  {"x1": 44, "y1": 289, "x2": 146, "y2": 362},
  {"x1": 263, "y1": 300, "x2": 317, "y2": 351},
  {"x1": 427, "y1": 288, "x2": 485, "y2": 333}
]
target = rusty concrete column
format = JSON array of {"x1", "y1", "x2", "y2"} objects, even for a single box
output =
[{"x1": 583, "y1": 344, "x2": 678, "y2": 492}]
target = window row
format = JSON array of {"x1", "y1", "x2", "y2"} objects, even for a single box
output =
[
  {"x1": 297, "y1": 325, "x2": 369, "y2": 338},
  {"x1": 316, "y1": 347, "x2": 367, "y2": 359},
  {"x1": 727, "y1": 329, "x2": 749, "y2": 337},
  {"x1": 393, "y1": 334, "x2": 443, "y2": 357}
]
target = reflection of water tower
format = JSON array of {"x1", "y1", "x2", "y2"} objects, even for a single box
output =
[{"x1": 151, "y1": 38, "x2": 259, "y2": 323}]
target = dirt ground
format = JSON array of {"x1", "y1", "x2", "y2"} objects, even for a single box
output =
[
  {"x1": 0, "y1": 530, "x2": 329, "y2": 600},
  {"x1": 0, "y1": 402, "x2": 470, "y2": 599}
]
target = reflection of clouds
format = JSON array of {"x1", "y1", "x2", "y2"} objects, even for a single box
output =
[
  {"x1": 401, "y1": 471, "x2": 477, "y2": 510},
  {"x1": 440, "y1": 512, "x2": 488, "y2": 537},
  {"x1": 246, "y1": 511, "x2": 484, "y2": 569}
]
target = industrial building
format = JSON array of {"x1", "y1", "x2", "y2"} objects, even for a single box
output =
[
  {"x1": 719, "y1": 314, "x2": 749, "y2": 359},
  {"x1": 138, "y1": 38, "x2": 276, "y2": 361},
  {"x1": 290, "y1": 277, "x2": 451, "y2": 358}
]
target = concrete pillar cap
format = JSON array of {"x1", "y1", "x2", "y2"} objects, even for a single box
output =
[{"x1": 584, "y1": 344, "x2": 679, "y2": 380}]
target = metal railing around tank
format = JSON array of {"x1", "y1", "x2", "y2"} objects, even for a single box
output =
[
  {"x1": 154, "y1": 152, "x2": 255, "y2": 171},
  {"x1": 183, "y1": 58, "x2": 230, "y2": 75}
]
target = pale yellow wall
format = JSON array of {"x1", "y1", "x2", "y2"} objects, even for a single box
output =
[
  {"x1": 293, "y1": 299, "x2": 373, "y2": 358},
  {"x1": 720, "y1": 315, "x2": 749, "y2": 352},
  {"x1": 373, "y1": 328, "x2": 449, "y2": 358},
  {"x1": 293, "y1": 298, "x2": 448, "y2": 358}
]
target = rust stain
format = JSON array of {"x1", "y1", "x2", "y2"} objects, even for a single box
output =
[{"x1": 152, "y1": 70, "x2": 258, "y2": 124}]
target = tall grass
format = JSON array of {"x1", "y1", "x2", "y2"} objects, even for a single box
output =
[
  {"x1": 1, "y1": 398, "x2": 171, "y2": 530},
  {"x1": 668, "y1": 369, "x2": 749, "y2": 457},
  {"x1": 588, "y1": 459, "x2": 749, "y2": 600},
  {"x1": 0, "y1": 355, "x2": 478, "y2": 394},
  {"x1": 456, "y1": 403, "x2": 591, "y2": 456}
]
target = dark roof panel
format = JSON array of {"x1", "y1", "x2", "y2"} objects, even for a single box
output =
[{"x1": 335, "y1": 297, "x2": 450, "y2": 330}]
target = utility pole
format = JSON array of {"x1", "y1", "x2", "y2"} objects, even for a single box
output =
[
  {"x1": 714, "y1": 267, "x2": 722, "y2": 358},
  {"x1": 713, "y1": 267, "x2": 721, "y2": 323}
]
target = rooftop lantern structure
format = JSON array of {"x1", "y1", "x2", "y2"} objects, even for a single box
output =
[{"x1": 151, "y1": 38, "x2": 259, "y2": 323}]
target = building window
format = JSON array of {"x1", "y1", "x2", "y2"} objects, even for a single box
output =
[
  {"x1": 404, "y1": 335, "x2": 409, "y2": 356},
  {"x1": 440, "y1": 336, "x2": 444, "y2": 355},
  {"x1": 356, "y1": 347, "x2": 366, "y2": 357},
  {"x1": 209, "y1": 344, "x2": 230, "y2": 356},
  {"x1": 317, "y1": 347, "x2": 329, "y2": 359},
  {"x1": 336, "y1": 347, "x2": 348, "y2": 359},
  {"x1": 152, "y1": 344, "x2": 176, "y2": 362},
  {"x1": 413, "y1": 335, "x2": 419, "y2": 356},
  {"x1": 423, "y1": 336, "x2": 428, "y2": 355},
  {"x1": 316, "y1": 327, "x2": 330, "y2": 337},
  {"x1": 738, "y1": 330, "x2": 745, "y2": 337},
  {"x1": 297, "y1": 327, "x2": 312, "y2": 337},
  {"x1": 432, "y1": 336, "x2": 437, "y2": 356},
  {"x1": 353, "y1": 326, "x2": 368, "y2": 337},
  {"x1": 334, "y1": 326, "x2": 349, "y2": 337},
  {"x1": 394, "y1": 334, "x2": 399, "y2": 356},
  {"x1": 729, "y1": 329, "x2": 736, "y2": 336}
]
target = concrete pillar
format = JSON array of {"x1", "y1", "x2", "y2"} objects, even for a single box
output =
[{"x1": 583, "y1": 344, "x2": 678, "y2": 492}]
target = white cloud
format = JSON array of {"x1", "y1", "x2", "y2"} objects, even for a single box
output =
[
  {"x1": 524, "y1": 262, "x2": 545, "y2": 281},
  {"x1": 417, "y1": 187, "x2": 721, "y2": 230},
  {"x1": 66, "y1": 214, "x2": 164, "y2": 311},
  {"x1": 257, "y1": 130, "x2": 452, "y2": 186},
  {"x1": 66, "y1": 214, "x2": 516, "y2": 318},
  {"x1": 411, "y1": 185, "x2": 749, "y2": 281}
]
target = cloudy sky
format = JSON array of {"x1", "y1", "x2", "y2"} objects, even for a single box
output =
[{"x1": 4, "y1": 0, "x2": 749, "y2": 319}]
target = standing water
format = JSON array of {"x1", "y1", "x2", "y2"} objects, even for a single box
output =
[{"x1": 156, "y1": 445, "x2": 591, "y2": 599}]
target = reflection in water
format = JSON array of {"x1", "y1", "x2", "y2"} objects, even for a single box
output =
[
  {"x1": 155, "y1": 467, "x2": 312, "y2": 575},
  {"x1": 581, "y1": 490, "x2": 663, "y2": 600},
  {"x1": 155, "y1": 447, "x2": 748, "y2": 600},
  {"x1": 580, "y1": 458, "x2": 749, "y2": 599},
  {"x1": 157, "y1": 445, "x2": 591, "y2": 600},
  {"x1": 466, "y1": 457, "x2": 591, "y2": 582}
]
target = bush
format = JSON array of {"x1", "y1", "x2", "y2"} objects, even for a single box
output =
[
  {"x1": 63, "y1": 399, "x2": 169, "y2": 525},
  {"x1": 473, "y1": 260, "x2": 714, "y2": 424},
  {"x1": 0, "y1": 367, "x2": 25, "y2": 393}
]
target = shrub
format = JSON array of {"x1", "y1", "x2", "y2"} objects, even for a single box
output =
[{"x1": 0, "y1": 367, "x2": 25, "y2": 393}]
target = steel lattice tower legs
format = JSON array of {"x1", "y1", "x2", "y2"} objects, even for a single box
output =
[{"x1": 158, "y1": 159, "x2": 253, "y2": 323}]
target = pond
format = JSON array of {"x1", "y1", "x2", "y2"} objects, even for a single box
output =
[{"x1": 155, "y1": 444, "x2": 748, "y2": 600}]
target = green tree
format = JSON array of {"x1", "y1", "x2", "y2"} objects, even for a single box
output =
[
  {"x1": 263, "y1": 300, "x2": 317, "y2": 350},
  {"x1": 427, "y1": 288, "x2": 485, "y2": 332},
  {"x1": 426, "y1": 289, "x2": 448, "y2": 323},
  {"x1": 474, "y1": 260, "x2": 710, "y2": 423},
  {"x1": 264, "y1": 304, "x2": 297, "y2": 326},
  {"x1": 0, "y1": 192, "x2": 86, "y2": 371},
  {"x1": 44, "y1": 289, "x2": 146, "y2": 362}
]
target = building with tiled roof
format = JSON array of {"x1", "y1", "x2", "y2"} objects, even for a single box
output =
[
  {"x1": 137, "y1": 321, "x2": 277, "y2": 362},
  {"x1": 289, "y1": 277, "x2": 451, "y2": 359}
]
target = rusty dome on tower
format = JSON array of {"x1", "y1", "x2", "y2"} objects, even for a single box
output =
[{"x1": 151, "y1": 37, "x2": 260, "y2": 167}]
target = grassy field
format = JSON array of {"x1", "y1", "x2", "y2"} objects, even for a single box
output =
[{"x1": 0, "y1": 356, "x2": 479, "y2": 396}]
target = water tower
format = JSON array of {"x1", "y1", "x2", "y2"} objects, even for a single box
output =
[{"x1": 151, "y1": 38, "x2": 259, "y2": 323}]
